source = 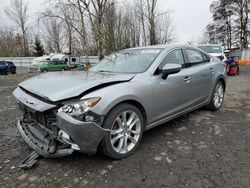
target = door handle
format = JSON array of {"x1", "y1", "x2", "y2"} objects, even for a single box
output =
[
  {"x1": 184, "y1": 76, "x2": 192, "y2": 83},
  {"x1": 209, "y1": 68, "x2": 215, "y2": 74}
]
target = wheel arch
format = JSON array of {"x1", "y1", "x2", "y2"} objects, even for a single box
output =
[
  {"x1": 104, "y1": 99, "x2": 148, "y2": 130},
  {"x1": 216, "y1": 76, "x2": 226, "y2": 90}
]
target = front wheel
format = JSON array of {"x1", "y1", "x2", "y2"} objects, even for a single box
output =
[
  {"x1": 208, "y1": 81, "x2": 225, "y2": 111},
  {"x1": 101, "y1": 104, "x2": 144, "y2": 159}
]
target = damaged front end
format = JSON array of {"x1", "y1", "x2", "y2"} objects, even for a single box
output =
[
  {"x1": 17, "y1": 109, "x2": 75, "y2": 158},
  {"x1": 14, "y1": 87, "x2": 108, "y2": 158}
]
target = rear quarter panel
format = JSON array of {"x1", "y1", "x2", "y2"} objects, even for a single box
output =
[{"x1": 208, "y1": 58, "x2": 227, "y2": 98}]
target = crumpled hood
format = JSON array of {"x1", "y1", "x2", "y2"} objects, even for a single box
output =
[{"x1": 18, "y1": 71, "x2": 134, "y2": 102}]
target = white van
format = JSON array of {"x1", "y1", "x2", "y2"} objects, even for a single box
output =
[{"x1": 198, "y1": 44, "x2": 226, "y2": 61}]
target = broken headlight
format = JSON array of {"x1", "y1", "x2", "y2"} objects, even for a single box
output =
[{"x1": 58, "y1": 97, "x2": 101, "y2": 116}]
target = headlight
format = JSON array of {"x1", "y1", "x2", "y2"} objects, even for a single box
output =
[{"x1": 58, "y1": 97, "x2": 101, "y2": 115}]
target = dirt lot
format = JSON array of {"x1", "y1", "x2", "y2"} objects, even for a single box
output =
[{"x1": 0, "y1": 66, "x2": 250, "y2": 188}]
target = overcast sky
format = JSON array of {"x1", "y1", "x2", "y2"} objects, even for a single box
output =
[
  {"x1": 160, "y1": 0, "x2": 214, "y2": 42},
  {"x1": 0, "y1": 0, "x2": 214, "y2": 43}
]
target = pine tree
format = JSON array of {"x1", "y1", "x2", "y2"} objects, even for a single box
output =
[{"x1": 34, "y1": 36, "x2": 45, "y2": 56}]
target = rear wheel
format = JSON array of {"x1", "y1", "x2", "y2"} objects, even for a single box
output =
[
  {"x1": 101, "y1": 103, "x2": 144, "y2": 159},
  {"x1": 42, "y1": 69, "x2": 47, "y2": 72},
  {"x1": 208, "y1": 81, "x2": 225, "y2": 111}
]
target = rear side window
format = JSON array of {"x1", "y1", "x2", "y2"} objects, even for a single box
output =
[
  {"x1": 0, "y1": 62, "x2": 5, "y2": 66},
  {"x1": 202, "y1": 53, "x2": 210, "y2": 62},
  {"x1": 185, "y1": 49, "x2": 209, "y2": 67},
  {"x1": 159, "y1": 49, "x2": 184, "y2": 70}
]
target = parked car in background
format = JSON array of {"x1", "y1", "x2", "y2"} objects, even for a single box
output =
[
  {"x1": 198, "y1": 44, "x2": 226, "y2": 61},
  {"x1": 38, "y1": 60, "x2": 70, "y2": 72},
  {"x1": 0, "y1": 61, "x2": 16, "y2": 75},
  {"x1": 14, "y1": 44, "x2": 226, "y2": 159}
]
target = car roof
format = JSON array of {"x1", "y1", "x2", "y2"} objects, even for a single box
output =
[
  {"x1": 198, "y1": 44, "x2": 222, "y2": 47},
  {"x1": 125, "y1": 44, "x2": 195, "y2": 51}
]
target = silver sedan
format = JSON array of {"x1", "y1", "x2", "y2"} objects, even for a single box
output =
[{"x1": 14, "y1": 44, "x2": 226, "y2": 159}]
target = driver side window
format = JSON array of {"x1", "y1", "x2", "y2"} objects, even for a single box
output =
[{"x1": 159, "y1": 49, "x2": 184, "y2": 70}]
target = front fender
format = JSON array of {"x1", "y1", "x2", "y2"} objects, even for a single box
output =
[{"x1": 81, "y1": 81, "x2": 152, "y2": 119}]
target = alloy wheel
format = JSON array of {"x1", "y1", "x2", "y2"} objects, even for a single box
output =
[
  {"x1": 213, "y1": 83, "x2": 224, "y2": 108},
  {"x1": 110, "y1": 110, "x2": 141, "y2": 154}
]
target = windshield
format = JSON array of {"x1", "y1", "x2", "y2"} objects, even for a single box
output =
[
  {"x1": 198, "y1": 46, "x2": 222, "y2": 54},
  {"x1": 90, "y1": 49, "x2": 162, "y2": 73}
]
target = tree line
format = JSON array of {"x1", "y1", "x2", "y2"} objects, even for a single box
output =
[
  {"x1": 0, "y1": 0, "x2": 174, "y2": 59},
  {"x1": 205, "y1": 0, "x2": 250, "y2": 49}
]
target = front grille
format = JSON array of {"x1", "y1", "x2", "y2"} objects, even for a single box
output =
[{"x1": 19, "y1": 105, "x2": 58, "y2": 135}]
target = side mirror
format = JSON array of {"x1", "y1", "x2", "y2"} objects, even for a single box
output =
[{"x1": 161, "y1": 63, "x2": 182, "y2": 80}]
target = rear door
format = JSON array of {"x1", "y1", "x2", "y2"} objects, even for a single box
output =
[{"x1": 182, "y1": 48, "x2": 215, "y2": 107}]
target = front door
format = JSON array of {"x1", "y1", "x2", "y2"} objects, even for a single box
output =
[{"x1": 150, "y1": 49, "x2": 192, "y2": 124}]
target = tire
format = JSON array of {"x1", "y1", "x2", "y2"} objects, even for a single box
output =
[
  {"x1": 101, "y1": 103, "x2": 144, "y2": 159},
  {"x1": 42, "y1": 69, "x2": 47, "y2": 72},
  {"x1": 62, "y1": 68, "x2": 65, "y2": 71},
  {"x1": 208, "y1": 80, "x2": 225, "y2": 111}
]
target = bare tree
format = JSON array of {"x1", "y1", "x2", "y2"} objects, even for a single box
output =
[
  {"x1": 136, "y1": 0, "x2": 147, "y2": 46},
  {"x1": 0, "y1": 27, "x2": 21, "y2": 57},
  {"x1": 135, "y1": 0, "x2": 174, "y2": 45},
  {"x1": 146, "y1": 0, "x2": 158, "y2": 45},
  {"x1": 5, "y1": 0, "x2": 29, "y2": 56},
  {"x1": 42, "y1": 18, "x2": 65, "y2": 53},
  {"x1": 82, "y1": 0, "x2": 114, "y2": 59},
  {"x1": 0, "y1": 0, "x2": 175, "y2": 57},
  {"x1": 156, "y1": 13, "x2": 175, "y2": 44},
  {"x1": 103, "y1": 1, "x2": 116, "y2": 54},
  {"x1": 40, "y1": 0, "x2": 88, "y2": 55}
]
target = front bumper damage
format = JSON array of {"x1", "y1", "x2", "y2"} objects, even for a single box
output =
[
  {"x1": 17, "y1": 118, "x2": 74, "y2": 158},
  {"x1": 17, "y1": 109, "x2": 109, "y2": 158},
  {"x1": 56, "y1": 112, "x2": 109, "y2": 154},
  {"x1": 14, "y1": 87, "x2": 109, "y2": 158}
]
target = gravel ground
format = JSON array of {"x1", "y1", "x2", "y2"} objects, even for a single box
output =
[{"x1": 0, "y1": 66, "x2": 250, "y2": 188}]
